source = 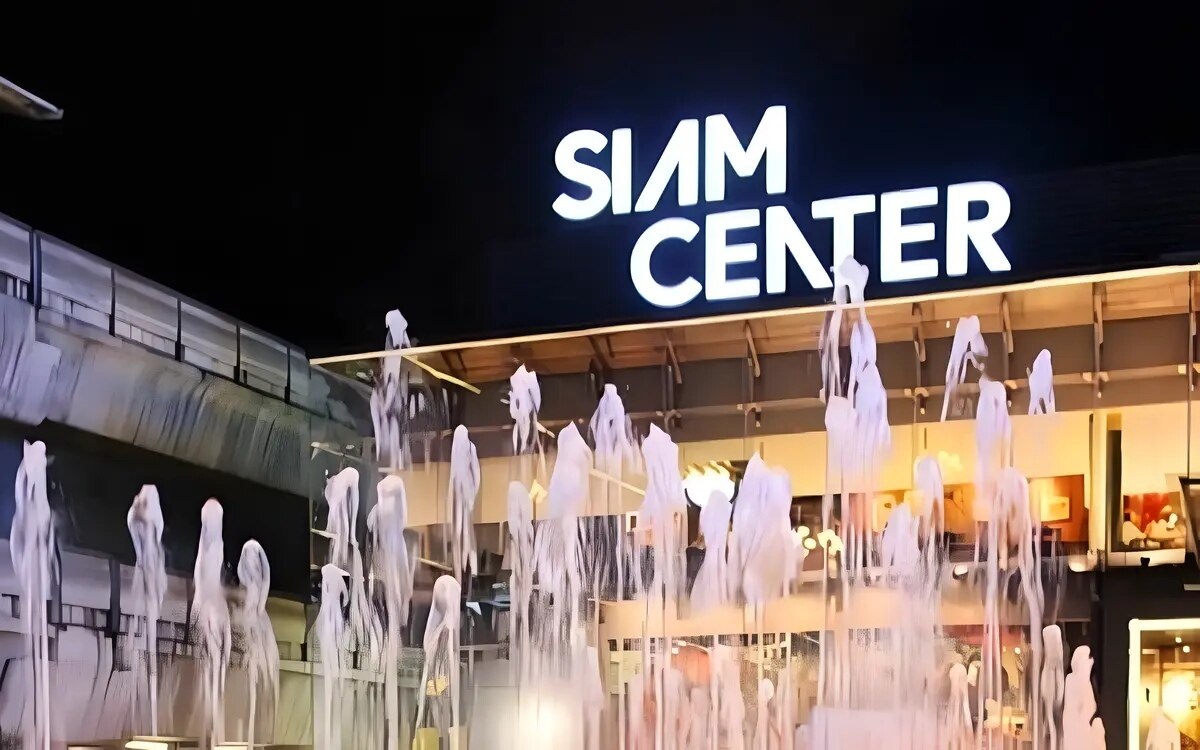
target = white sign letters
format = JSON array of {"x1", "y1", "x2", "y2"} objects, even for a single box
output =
[{"x1": 553, "y1": 105, "x2": 1012, "y2": 307}]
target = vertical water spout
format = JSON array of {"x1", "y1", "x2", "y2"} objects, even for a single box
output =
[
  {"x1": 942, "y1": 316, "x2": 988, "y2": 422},
  {"x1": 127, "y1": 484, "x2": 166, "y2": 736},
  {"x1": 237, "y1": 540, "x2": 278, "y2": 749},
  {"x1": 317, "y1": 564, "x2": 349, "y2": 750},
  {"x1": 370, "y1": 475, "x2": 414, "y2": 750},
  {"x1": 448, "y1": 425, "x2": 481, "y2": 581},
  {"x1": 11, "y1": 440, "x2": 55, "y2": 750},
  {"x1": 193, "y1": 499, "x2": 231, "y2": 746}
]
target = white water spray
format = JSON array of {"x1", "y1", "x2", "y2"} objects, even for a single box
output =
[
  {"x1": 324, "y1": 468, "x2": 359, "y2": 571},
  {"x1": 533, "y1": 422, "x2": 592, "y2": 675},
  {"x1": 10, "y1": 440, "x2": 55, "y2": 750},
  {"x1": 369, "y1": 475, "x2": 415, "y2": 750},
  {"x1": 506, "y1": 480, "x2": 535, "y2": 679},
  {"x1": 510, "y1": 365, "x2": 541, "y2": 455},
  {"x1": 316, "y1": 564, "x2": 349, "y2": 750},
  {"x1": 127, "y1": 484, "x2": 166, "y2": 736},
  {"x1": 1042, "y1": 625, "x2": 1065, "y2": 750},
  {"x1": 1029, "y1": 349, "x2": 1056, "y2": 416},
  {"x1": 193, "y1": 498, "x2": 231, "y2": 746},
  {"x1": 1062, "y1": 646, "x2": 1104, "y2": 750},
  {"x1": 416, "y1": 575, "x2": 462, "y2": 736},
  {"x1": 448, "y1": 425, "x2": 480, "y2": 580},
  {"x1": 690, "y1": 492, "x2": 732, "y2": 615},
  {"x1": 237, "y1": 539, "x2": 278, "y2": 749},
  {"x1": 942, "y1": 315, "x2": 988, "y2": 421},
  {"x1": 637, "y1": 425, "x2": 688, "y2": 750},
  {"x1": 730, "y1": 455, "x2": 794, "y2": 606}
]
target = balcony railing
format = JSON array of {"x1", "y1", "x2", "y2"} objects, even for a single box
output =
[{"x1": 0, "y1": 209, "x2": 309, "y2": 408}]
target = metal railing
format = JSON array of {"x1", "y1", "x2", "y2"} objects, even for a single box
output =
[{"x1": 0, "y1": 209, "x2": 309, "y2": 408}]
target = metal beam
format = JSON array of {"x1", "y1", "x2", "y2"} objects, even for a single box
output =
[
  {"x1": 744, "y1": 322, "x2": 761, "y2": 378},
  {"x1": 1093, "y1": 283, "x2": 1105, "y2": 399},
  {"x1": 665, "y1": 332, "x2": 683, "y2": 386},
  {"x1": 1000, "y1": 294, "x2": 1015, "y2": 384},
  {"x1": 589, "y1": 335, "x2": 612, "y2": 372}
]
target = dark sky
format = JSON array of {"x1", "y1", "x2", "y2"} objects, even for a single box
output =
[{"x1": 1, "y1": 6, "x2": 1198, "y2": 356}]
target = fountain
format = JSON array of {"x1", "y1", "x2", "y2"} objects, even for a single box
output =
[
  {"x1": 370, "y1": 474, "x2": 415, "y2": 750},
  {"x1": 237, "y1": 539, "x2": 279, "y2": 748},
  {"x1": 10, "y1": 440, "x2": 55, "y2": 750},
  {"x1": 193, "y1": 499, "x2": 231, "y2": 746},
  {"x1": 0, "y1": 272, "x2": 1106, "y2": 750},
  {"x1": 127, "y1": 484, "x2": 167, "y2": 736}
]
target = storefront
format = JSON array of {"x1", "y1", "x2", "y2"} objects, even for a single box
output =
[{"x1": 313, "y1": 105, "x2": 1200, "y2": 749}]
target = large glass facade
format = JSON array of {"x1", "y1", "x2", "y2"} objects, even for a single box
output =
[{"x1": 300, "y1": 267, "x2": 1200, "y2": 748}]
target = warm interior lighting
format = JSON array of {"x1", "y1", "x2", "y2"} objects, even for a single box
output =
[
  {"x1": 792, "y1": 526, "x2": 810, "y2": 548},
  {"x1": 952, "y1": 563, "x2": 970, "y2": 579},
  {"x1": 1176, "y1": 636, "x2": 1183, "y2": 644},
  {"x1": 683, "y1": 464, "x2": 735, "y2": 508},
  {"x1": 816, "y1": 529, "x2": 844, "y2": 554},
  {"x1": 1013, "y1": 647, "x2": 1021, "y2": 655},
  {"x1": 1184, "y1": 645, "x2": 1192, "y2": 655},
  {"x1": 1163, "y1": 672, "x2": 1195, "y2": 722},
  {"x1": 529, "y1": 480, "x2": 548, "y2": 504},
  {"x1": 936, "y1": 451, "x2": 963, "y2": 475}
]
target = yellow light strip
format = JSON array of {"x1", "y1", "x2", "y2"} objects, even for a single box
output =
[
  {"x1": 533, "y1": 420, "x2": 645, "y2": 496},
  {"x1": 403, "y1": 355, "x2": 482, "y2": 394},
  {"x1": 589, "y1": 468, "x2": 646, "y2": 496},
  {"x1": 309, "y1": 264, "x2": 1200, "y2": 366}
]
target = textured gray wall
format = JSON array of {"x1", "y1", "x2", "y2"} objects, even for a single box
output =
[{"x1": 0, "y1": 293, "x2": 370, "y2": 497}]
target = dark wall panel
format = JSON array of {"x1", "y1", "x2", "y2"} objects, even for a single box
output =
[{"x1": 0, "y1": 418, "x2": 309, "y2": 599}]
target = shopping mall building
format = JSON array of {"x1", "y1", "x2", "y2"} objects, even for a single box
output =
[
  {"x1": 2, "y1": 102, "x2": 1200, "y2": 748},
  {"x1": 310, "y1": 102, "x2": 1200, "y2": 749}
]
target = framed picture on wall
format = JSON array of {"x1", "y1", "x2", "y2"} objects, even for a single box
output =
[{"x1": 1040, "y1": 494, "x2": 1071, "y2": 523}]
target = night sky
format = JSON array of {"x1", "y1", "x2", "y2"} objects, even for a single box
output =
[{"x1": 1, "y1": 6, "x2": 1197, "y2": 356}]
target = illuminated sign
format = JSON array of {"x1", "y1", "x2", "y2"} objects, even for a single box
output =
[{"x1": 552, "y1": 106, "x2": 1012, "y2": 308}]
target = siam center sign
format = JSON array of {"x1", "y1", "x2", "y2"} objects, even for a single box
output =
[{"x1": 552, "y1": 105, "x2": 1013, "y2": 308}]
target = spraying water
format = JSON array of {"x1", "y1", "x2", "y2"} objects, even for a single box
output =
[
  {"x1": 317, "y1": 564, "x2": 349, "y2": 750},
  {"x1": 730, "y1": 455, "x2": 795, "y2": 607},
  {"x1": 1029, "y1": 349, "x2": 1056, "y2": 416},
  {"x1": 372, "y1": 310, "x2": 415, "y2": 470},
  {"x1": 636, "y1": 425, "x2": 688, "y2": 750},
  {"x1": 127, "y1": 484, "x2": 166, "y2": 736},
  {"x1": 448, "y1": 425, "x2": 480, "y2": 580},
  {"x1": 369, "y1": 475, "x2": 415, "y2": 750},
  {"x1": 237, "y1": 539, "x2": 278, "y2": 748},
  {"x1": 533, "y1": 422, "x2": 592, "y2": 678},
  {"x1": 1062, "y1": 646, "x2": 1104, "y2": 749},
  {"x1": 1042, "y1": 625, "x2": 1065, "y2": 750},
  {"x1": 193, "y1": 498, "x2": 231, "y2": 746},
  {"x1": 506, "y1": 480, "x2": 535, "y2": 680},
  {"x1": 324, "y1": 468, "x2": 359, "y2": 573},
  {"x1": 588, "y1": 382, "x2": 639, "y2": 611},
  {"x1": 10, "y1": 440, "x2": 56, "y2": 750},
  {"x1": 416, "y1": 575, "x2": 463, "y2": 738},
  {"x1": 510, "y1": 365, "x2": 542, "y2": 455},
  {"x1": 942, "y1": 316, "x2": 988, "y2": 421},
  {"x1": 690, "y1": 492, "x2": 733, "y2": 615}
]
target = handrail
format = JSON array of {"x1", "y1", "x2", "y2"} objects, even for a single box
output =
[{"x1": 0, "y1": 211, "x2": 307, "y2": 407}]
